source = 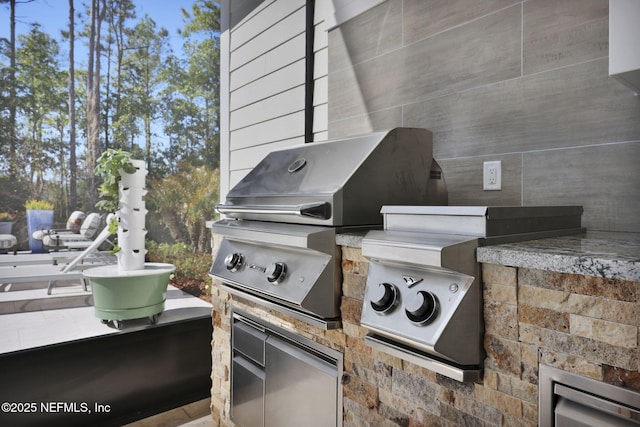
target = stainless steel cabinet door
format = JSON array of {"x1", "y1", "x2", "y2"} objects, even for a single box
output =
[
  {"x1": 265, "y1": 336, "x2": 338, "y2": 427},
  {"x1": 231, "y1": 356, "x2": 265, "y2": 427}
]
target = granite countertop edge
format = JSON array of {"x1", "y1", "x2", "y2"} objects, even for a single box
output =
[
  {"x1": 476, "y1": 235, "x2": 640, "y2": 282},
  {"x1": 337, "y1": 231, "x2": 640, "y2": 282}
]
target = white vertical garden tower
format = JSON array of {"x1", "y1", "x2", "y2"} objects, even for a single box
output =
[
  {"x1": 117, "y1": 159, "x2": 148, "y2": 271},
  {"x1": 83, "y1": 160, "x2": 175, "y2": 329}
]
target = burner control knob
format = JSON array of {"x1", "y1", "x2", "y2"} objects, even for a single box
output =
[
  {"x1": 405, "y1": 291, "x2": 439, "y2": 325},
  {"x1": 224, "y1": 253, "x2": 244, "y2": 272},
  {"x1": 371, "y1": 282, "x2": 398, "y2": 313},
  {"x1": 266, "y1": 262, "x2": 287, "y2": 284}
]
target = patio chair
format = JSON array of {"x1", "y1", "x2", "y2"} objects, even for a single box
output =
[
  {"x1": 33, "y1": 212, "x2": 103, "y2": 251},
  {"x1": 1, "y1": 213, "x2": 112, "y2": 269},
  {"x1": 0, "y1": 215, "x2": 117, "y2": 295}
]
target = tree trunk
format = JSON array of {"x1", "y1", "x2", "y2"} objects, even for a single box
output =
[
  {"x1": 144, "y1": 53, "x2": 151, "y2": 173},
  {"x1": 8, "y1": 0, "x2": 17, "y2": 179},
  {"x1": 86, "y1": 0, "x2": 97, "y2": 208},
  {"x1": 162, "y1": 211, "x2": 186, "y2": 244},
  {"x1": 68, "y1": 0, "x2": 77, "y2": 211},
  {"x1": 57, "y1": 120, "x2": 69, "y2": 220},
  {"x1": 87, "y1": 0, "x2": 106, "y2": 209},
  {"x1": 104, "y1": 3, "x2": 112, "y2": 150},
  {"x1": 94, "y1": 0, "x2": 105, "y2": 155},
  {"x1": 114, "y1": 12, "x2": 124, "y2": 140}
]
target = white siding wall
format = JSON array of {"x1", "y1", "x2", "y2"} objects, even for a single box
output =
[
  {"x1": 219, "y1": 0, "x2": 330, "y2": 200},
  {"x1": 313, "y1": 0, "x2": 330, "y2": 142}
]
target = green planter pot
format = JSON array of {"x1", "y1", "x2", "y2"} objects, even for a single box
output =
[{"x1": 83, "y1": 262, "x2": 175, "y2": 329}]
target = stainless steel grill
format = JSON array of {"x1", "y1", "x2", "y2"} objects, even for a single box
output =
[
  {"x1": 210, "y1": 128, "x2": 447, "y2": 328},
  {"x1": 215, "y1": 128, "x2": 446, "y2": 226}
]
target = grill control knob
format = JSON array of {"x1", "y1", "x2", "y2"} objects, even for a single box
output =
[
  {"x1": 371, "y1": 282, "x2": 398, "y2": 313},
  {"x1": 266, "y1": 262, "x2": 287, "y2": 284},
  {"x1": 405, "y1": 291, "x2": 439, "y2": 325},
  {"x1": 224, "y1": 253, "x2": 244, "y2": 272}
]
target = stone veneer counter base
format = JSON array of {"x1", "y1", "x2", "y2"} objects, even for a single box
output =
[{"x1": 210, "y1": 230, "x2": 639, "y2": 426}]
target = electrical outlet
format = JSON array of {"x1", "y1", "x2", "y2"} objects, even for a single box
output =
[{"x1": 483, "y1": 161, "x2": 502, "y2": 190}]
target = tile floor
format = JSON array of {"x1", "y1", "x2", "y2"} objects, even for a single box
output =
[
  {"x1": 0, "y1": 272, "x2": 215, "y2": 426},
  {"x1": 123, "y1": 398, "x2": 215, "y2": 427}
]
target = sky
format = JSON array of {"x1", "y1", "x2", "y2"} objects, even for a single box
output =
[
  {"x1": 0, "y1": 0, "x2": 202, "y2": 152},
  {"x1": 0, "y1": 0, "x2": 198, "y2": 61}
]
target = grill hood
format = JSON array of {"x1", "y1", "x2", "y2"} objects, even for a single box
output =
[{"x1": 216, "y1": 128, "x2": 447, "y2": 226}]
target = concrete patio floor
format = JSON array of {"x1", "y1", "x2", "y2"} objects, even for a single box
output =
[
  {"x1": 0, "y1": 278, "x2": 212, "y2": 354},
  {"x1": 0, "y1": 270, "x2": 215, "y2": 426}
]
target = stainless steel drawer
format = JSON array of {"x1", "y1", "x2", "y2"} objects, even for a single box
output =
[
  {"x1": 233, "y1": 318, "x2": 267, "y2": 366},
  {"x1": 265, "y1": 335, "x2": 338, "y2": 427},
  {"x1": 232, "y1": 356, "x2": 265, "y2": 427}
]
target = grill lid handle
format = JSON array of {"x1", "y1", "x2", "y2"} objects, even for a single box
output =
[{"x1": 216, "y1": 202, "x2": 331, "y2": 220}]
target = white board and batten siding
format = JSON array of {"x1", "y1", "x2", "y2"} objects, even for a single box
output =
[{"x1": 219, "y1": 0, "x2": 330, "y2": 200}]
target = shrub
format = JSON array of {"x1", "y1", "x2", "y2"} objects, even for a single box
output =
[
  {"x1": 25, "y1": 200, "x2": 54, "y2": 210},
  {"x1": 146, "y1": 240, "x2": 212, "y2": 288},
  {"x1": 0, "y1": 212, "x2": 16, "y2": 222},
  {"x1": 147, "y1": 166, "x2": 219, "y2": 252}
]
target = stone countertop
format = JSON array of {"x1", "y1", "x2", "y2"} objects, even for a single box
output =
[
  {"x1": 336, "y1": 232, "x2": 367, "y2": 248},
  {"x1": 337, "y1": 231, "x2": 640, "y2": 282},
  {"x1": 476, "y1": 232, "x2": 640, "y2": 282}
]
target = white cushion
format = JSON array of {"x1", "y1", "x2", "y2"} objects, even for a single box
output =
[
  {"x1": 43, "y1": 235, "x2": 65, "y2": 247},
  {"x1": 0, "y1": 234, "x2": 17, "y2": 249},
  {"x1": 80, "y1": 213, "x2": 102, "y2": 239},
  {"x1": 32, "y1": 230, "x2": 47, "y2": 240},
  {"x1": 66, "y1": 211, "x2": 86, "y2": 232}
]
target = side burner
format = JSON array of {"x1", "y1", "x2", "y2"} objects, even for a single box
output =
[{"x1": 360, "y1": 206, "x2": 584, "y2": 382}]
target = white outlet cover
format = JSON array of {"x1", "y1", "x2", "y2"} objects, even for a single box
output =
[{"x1": 483, "y1": 160, "x2": 502, "y2": 191}]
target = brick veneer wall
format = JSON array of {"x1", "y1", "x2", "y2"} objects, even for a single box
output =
[{"x1": 210, "y1": 242, "x2": 639, "y2": 426}]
